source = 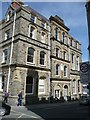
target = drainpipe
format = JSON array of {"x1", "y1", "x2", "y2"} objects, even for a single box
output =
[
  {"x1": 48, "y1": 25, "x2": 51, "y2": 103},
  {"x1": 7, "y1": 11, "x2": 16, "y2": 92}
]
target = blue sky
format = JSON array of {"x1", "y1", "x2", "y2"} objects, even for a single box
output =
[{"x1": 0, "y1": 1, "x2": 89, "y2": 62}]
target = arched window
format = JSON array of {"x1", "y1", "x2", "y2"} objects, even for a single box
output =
[
  {"x1": 27, "y1": 47, "x2": 35, "y2": 63},
  {"x1": 56, "y1": 64, "x2": 59, "y2": 75},
  {"x1": 40, "y1": 51, "x2": 45, "y2": 65},
  {"x1": 26, "y1": 76, "x2": 34, "y2": 94}
]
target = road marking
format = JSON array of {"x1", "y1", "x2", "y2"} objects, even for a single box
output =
[
  {"x1": 23, "y1": 114, "x2": 38, "y2": 118},
  {"x1": 16, "y1": 114, "x2": 24, "y2": 120},
  {"x1": 11, "y1": 110, "x2": 39, "y2": 119}
]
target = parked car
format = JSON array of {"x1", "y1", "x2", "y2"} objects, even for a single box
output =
[
  {"x1": 79, "y1": 95, "x2": 90, "y2": 105},
  {"x1": 0, "y1": 100, "x2": 11, "y2": 116}
]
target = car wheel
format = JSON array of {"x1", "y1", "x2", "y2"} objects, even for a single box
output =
[{"x1": 0, "y1": 107, "x2": 6, "y2": 116}]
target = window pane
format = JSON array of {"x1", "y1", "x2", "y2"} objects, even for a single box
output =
[
  {"x1": 56, "y1": 64, "x2": 59, "y2": 75},
  {"x1": 30, "y1": 27, "x2": 35, "y2": 38},
  {"x1": 31, "y1": 15, "x2": 35, "y2": 23},
  {"x1": 26, "y1": 76, "x2": 33, "y2": 94},
  {"x1": 3, "y1": 49, "x2": 8, "y2": 62},
  {"x1": 40, "y1": 52, "x2": 45, "y2": 65},
  {"x1": 27, "y1": 48, "x2": 34, "y2": 62},
  {"x1": 39, "y1": 79, "x2": 45, "y2": 94},
  {"x1": 56, "y1": 48, "x2": 59, "y2": 57},
  {"x1": 64, "y1": 66, "x2": 67, "y2": 76}
]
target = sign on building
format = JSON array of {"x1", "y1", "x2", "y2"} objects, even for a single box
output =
[{"x1": 80, "y1": 62, "x2": 90, "y2": 84}]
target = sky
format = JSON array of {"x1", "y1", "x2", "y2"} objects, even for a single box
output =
[{"x1": 0, "y1": 0, "x2": 89, "y2": 62}]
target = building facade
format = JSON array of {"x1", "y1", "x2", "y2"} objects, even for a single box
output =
[
  {"x1": 50, "y1": 15, "x2": 82, "y2": 100},
  {"x1": 0, "y1": 1, "x2": 82, "y2": 105}
]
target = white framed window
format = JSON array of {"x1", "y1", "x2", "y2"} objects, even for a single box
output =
[
  {"x1": 5, "y1": 29, "x2": 10, "y2": 40},
  {"x1": 27, "y1": 47, "x2": 35, "y2": 63},
  {"x1": 2, "y1": 49, "x2": 8, "y2": 63},
  {"x1": 64, "y1": 65, "x2": 67, "y2": 77},
  {"x1": 30, "y1": 26, "x2": 35, "y2": 39},
  {"x1": 40, "y1": 51, "x2": 45, "y2": 65},
  {"x1": 39, "y1": 79, "x2": 45, "y2": 94},
  {"x1": 26, "y1": 76, "x2": 34, "y2": 94},
  {"x1": 41, "y1": 32, "x2": 45, "y2": 43}
]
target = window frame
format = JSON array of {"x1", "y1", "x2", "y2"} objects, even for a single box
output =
[
  {"x1": 41, "y1": 32, "x2": 45, "y2": 43},
  {"x1": 40, "y1": 51, "x2": 45, "y2": 65},
  {"x1": 5, "y1": 29, "x2": 10, "y2": 40},
  {"x1": 56, "y1": 64, "x2": 59, "y2": 75},
  {"x1": 2, "y1": 49, "x2": 8, "y2": 63},
  {"x1": 31, "y1": 14, "x2": 35, "y2": 23},
  {"x1": 0, "y1": 75, "x2": 4, "y2": 91},
  {"x1": 26, "y1": 76, "x2": 34, "y2": 94},
  {"x1": 64, "y1": 65, "x2": 67, "y2": 77},
  {"x1": 30, "y1": 26, "x2": 35, "y2": 39},
  {"x1": 56, "y1": 48, "x2": 59, "y2": 58},
  {"x1": 38, "y1": 79, "x2": 45, "y2": 95},
  {"x1": 27, "y1": 47, "x2": 35, "y2": 63}
]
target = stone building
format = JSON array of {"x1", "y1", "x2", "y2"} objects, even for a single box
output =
[
  {"x1": 0, "y1": 1, "x2": 82, "y2": 105},
  {"x1": 0, "y1": 1, "x2": 50, "y2": 105},
  {"x1": 50, "y1": 15, "x2": 82, "y2": 100}
]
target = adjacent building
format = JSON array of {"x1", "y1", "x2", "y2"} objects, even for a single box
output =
[
  {"x1": 50, "y1": 15, "x2": 82, "y2": 100},
  {"x1": 0, "y1": 1, "x2": 82, "y2": 105}
]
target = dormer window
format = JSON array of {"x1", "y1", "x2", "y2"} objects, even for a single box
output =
[
  {"x1": 31, "y1": 14, "x2": 35, "y2": 23},
  {"x1": 41, "y1": 32, "x2": 45, "y2": 43},
  {"x1": 41, "y1": 22, "x2": 45, "y2": 28},
  {"x1": 76, "y1": 42, "x2": 78, "y2": 49},
  {"x1": 62, "y1": 32, "x2": 65, "y2": 43},
  {"x1": 6, "y1": 11, "x2": 11, "y2": 21},
  {"x1": 5, "y1": 29, "x2": 10, "y2": 40},
  {"x1": 30, "y1": 26, "x2": 35, "y2": 39}
]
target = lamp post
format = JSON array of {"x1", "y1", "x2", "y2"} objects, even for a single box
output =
[{"x1": 86, "y1": 1, "x2": 90, "y2": 117}]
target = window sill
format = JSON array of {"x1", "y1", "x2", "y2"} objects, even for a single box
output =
[
  {"x1": 27, "y1": 62, "x2": 35, "y2": 65},
  {"x1": 1, "y1": 61, "x2": 6, "y2": 64},
  {"x1": 63, "y1": 76, "x2": 67, "y2": 78},
  {"x1": 40, "y1": 64, "x2": 46, "y2": 67},
  {"x1": 56, "y1": 75, "x2": 60, "y2": 77},
  {"x1": 0, "y1": 89, "x2": 3, "y2": 92}
]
